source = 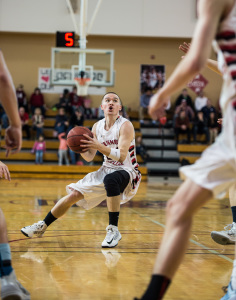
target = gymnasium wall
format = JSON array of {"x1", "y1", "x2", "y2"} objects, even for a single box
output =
[
  {"x1": 0, "y1": 32, "x2": 223, "y2": 110},
  {"x1": 0, "y1": 0, "x2": 196, "y2": 38}
]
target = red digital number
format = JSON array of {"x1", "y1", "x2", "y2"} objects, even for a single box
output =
[{"x1": 65, "y1": 32, "x2": 74, "y2": 47}]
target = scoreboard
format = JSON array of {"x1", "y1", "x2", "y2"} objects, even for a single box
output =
[{"x1": 56, "y1": 31, "x2": 76, "y2": 47}]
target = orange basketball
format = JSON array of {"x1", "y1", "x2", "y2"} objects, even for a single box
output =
[{"x1": 67, "y1": 126, "x2": 93, "y2": 153}]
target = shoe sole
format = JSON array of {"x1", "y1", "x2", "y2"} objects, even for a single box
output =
[
  {"x1": 102, "y1": 237, "x2": 122, "y2": 248},
  {"x1": 211, "y1": 232, "x2": 235, "y2": 245},
  {"x1": 21, "y1": 229, "x2": 31, "y2": 238}
]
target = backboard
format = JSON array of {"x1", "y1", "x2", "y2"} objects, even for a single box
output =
[{"x1": 51, "y1": 48, "x2": 115, "y2": 86}]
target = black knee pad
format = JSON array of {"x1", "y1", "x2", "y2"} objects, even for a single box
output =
[
  {"x1": 103, "y1": 173, "x2": 120, "y2": 197},
  {"x1": 103, "y1": 170, "x2": 130, "y2": 197}
]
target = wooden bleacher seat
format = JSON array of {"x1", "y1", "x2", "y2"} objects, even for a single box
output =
[{"x1": 178, "y1": 144, "x2": 208, "y2": 165}]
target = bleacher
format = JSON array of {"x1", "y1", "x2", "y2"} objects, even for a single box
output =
[
  {"x1": 178, "y1": 144, "x2": 208, "y2": 164},
  {"x1": 1, "y1": 109, "x2": 147, "y2": 180}
]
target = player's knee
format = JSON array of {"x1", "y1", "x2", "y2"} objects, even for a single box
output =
[
  {"x1": 67, "y1": 190, "x2": 82, "y2": 205},
  {"x1": 103, "y1": 174, "x2": 120, "y2": 197},
  {"x1": 166, "y1": 198, "x2": 192, "y2": 225}
]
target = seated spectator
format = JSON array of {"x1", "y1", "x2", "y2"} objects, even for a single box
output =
[
  {"x1": 174, "y1": 99, "x2": 195, "y2": 125},
  {"x1": 0, "y1": 105, "x2": 8, "y2": 129},
  {"x1": 56, "y1": 89, "x2": 73, "y2": 115},
  {"x1": 120, "y1": 106, "x2": 129, "y2": 119},
  {"x1": 174, "y1": 110, "x2": 191, "y2": 144},
  {"x1": 16, "y1": 84, "x2": 28, "y2": 112},
  {"x1": 135, "y1": 135, "x2": 149, "y2": 163},
  {"x1": 31, "y1": 134, "x2": 46, "y2": 164},
  {"x1": 70, "y1": 86, "x2": 84, "y2": 112},
  {"x1": 201, "y1": 99, "x2": 217, "y2": 121},
  {"x1": 194, "y1": 90, "x2": 208, "y2": 112},
  {"x1": 140, "y1": 87, "x2": 152, "y2": 123},
  {"x1": 208, "y1": 111, "x2": 218, "y2": 144},
  {"x1": 19, "y1": 107, "x2": 31, "y2": 140},
  {"x1": 98, "y1": 106, "x2": 105, "y2": 120},
  {"x1": 32, "y1": 107, "x2": 44, "y2": 139},
  {"x1": 193, "y1": 111, "x2": 209, "y2": 144},
  {"x1": 54, "y1": 107, "x2": 69, "y2": 137},
  {"x1": 58, "y1": 132, "x2": 70, "y2": 166},
  {"x1": 30, "y1": 87, "x2": 47, "y2": 116},
  {"x1": 69, "y1": 108, "x2": 84, "y2": 131},
  {"x1": 83, "y1": 97, "x2": 93, "y2": 120},
  {"x1": 175, "y1": 88, "x2": 194, "y2": 109}
]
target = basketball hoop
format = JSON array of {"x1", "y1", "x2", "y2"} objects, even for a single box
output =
[{"x1": 74, "y1": 77, "x2": 91, "y2": 96}]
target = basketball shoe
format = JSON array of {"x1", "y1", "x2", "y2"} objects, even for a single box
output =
[
  {"x1": 221, "y1": 281, "x2": 236, "y2": 300},
  {"x1": 211, "y1": 223, "x2": 236, "y2": 245},
  {"x1": 1, "y1": 270, "x2": 31, "y2": 300},
  {"x1": 21, "y1": 221, "x2": 47, "y2": 238},
  {"x1": 101, "y1": 225, "x2": 122, "y2": 248}
]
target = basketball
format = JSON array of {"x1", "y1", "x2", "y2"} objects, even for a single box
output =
[{"x1": 67, "y1": 126, "x2": 93, "y2": 153}]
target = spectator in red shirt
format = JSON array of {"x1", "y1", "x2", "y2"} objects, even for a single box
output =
[
  {"x1": 70, "y1": 86, "x2": 84, "y2": 112},
  {"x1": 19, "y1": 107, "x2": 31, "y2": 140},
  {"x1": 30, "y1": 87, "x2": 46, "y2": 116}
]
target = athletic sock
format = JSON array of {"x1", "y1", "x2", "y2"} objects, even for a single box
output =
[
  {"x1": 109, "y1": 212, "x2": 120, "y2": 227},
  {"x1": 231, "y1": 260, "x2": 236, "y2": 290},
  {"x1": 140, "y1": 274, "x2": 171, "y2": 300},
  {"x1": 44, "y1": 211, "x2": 57, "y2": 227},
  {"x1": 231, "y1": 206, "x2": 236, "y2": 223},
  {"x1": 0, "y1": 244, "x2": 13, "y2": 277}
]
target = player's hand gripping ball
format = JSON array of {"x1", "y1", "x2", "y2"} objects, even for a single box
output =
[{"x1": 67, "y1": 126, "x2": 93, "y2": 153}]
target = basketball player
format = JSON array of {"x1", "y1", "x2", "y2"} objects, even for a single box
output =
[
  {"x1": 0, "y1": 50, "x2": 30, "y2": 299},
  {"x1": 21, "y1": 92, "x2": 141, "y2": 248},
  {"x1": 134, "y1": 1, "x2": 236, "y2": 299},
  {"x1": 180, "y1": 42, "x2": 236, "y2": 246}
]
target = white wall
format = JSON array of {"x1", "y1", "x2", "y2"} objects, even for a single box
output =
[{"x1": 0, "y1": 0, "x2": 197, "y2": 38}]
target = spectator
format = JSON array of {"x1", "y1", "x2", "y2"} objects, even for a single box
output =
[
  {"x1": 98, "y1": 106, "x2": 105, "y2": 120},
  {"x1": 32, "y1": 107, "x2": 44, "y2": 139},
  {"x1": 208, "y1": 111, "x2": 218, "y2": 144},
  {"x1": 70, "y1": 86, "x2": 84, "y2": 112},
  {"x1": 58, "y1": 132, "x2": 70, "y2": 166},
  {"x1": 193, "y1": 111, "x2": 209, "y2": 144},
  {"x1": 83, "y1": 97, "x2": 93, "y2": 120},
  {"x1": 31, "y1": 134, "x2": 46, "y2": 164},
  {"x1": 135, "y1": 135, "x2": 149, "y2": 163},
  {"x1": 30, "y1": 87, "x2": 46, "y2": 116},
  {"x1": 174, "y1": 99, "x2": 195, "y2": 124},
  {"x1": 56, "y1": 89, "x2": 73, "y2": 115},
  {"x1": 140, "y1": 87, "x2": 152, "y2": 123},
  {"x1": 16, "y1": 84, "x2": 28, "y2": 112},
  {"x1": 54, "y1": 107, "x2": 69, "y2": 137},
  {"x1": 174, "y1": 110, "x2": 191, "y2": 144},
  {"x1": 19, "y1": 107, "x2": 30, "y2": 140},
  {"x1": 175, "y1": 88, "x2": 194, "y2": 109},
  {"x1": 194, "y1": 90, "x2": 208, "y2": 112},
  {"x1": 201, "y1": 99, "x2": 217, "y2": 121},
  {"x1": 69, "y1": 108, "x2": 84, "y2": 131}
]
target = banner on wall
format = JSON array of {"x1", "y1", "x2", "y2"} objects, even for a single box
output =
[
  {"x1": 38, "y1": 68, "x2": 106, "y2": 95},
  {"x1": 140, "y1": 64, "x2": 165, "y2": 94},
  {"x1": 187, "y1": 74, "x2": 208, "y2": 94}
]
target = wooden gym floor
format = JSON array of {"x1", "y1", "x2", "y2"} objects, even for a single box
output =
[{"x1": 1, "y1": 178, "x2": 233, "y2": 299}]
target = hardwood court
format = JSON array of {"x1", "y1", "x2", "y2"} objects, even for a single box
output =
[{"x1": 1, "y1": 178, "x2": 233, "y2": 299}]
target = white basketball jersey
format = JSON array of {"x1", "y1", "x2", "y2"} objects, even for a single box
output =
[{"x1": 96, "y1": 116, "x2": 141, "y2": 185}]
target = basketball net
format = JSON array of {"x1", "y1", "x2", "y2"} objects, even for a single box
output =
[{"x1": 74, "y1": 77, "x2": 91, "y2": 96}]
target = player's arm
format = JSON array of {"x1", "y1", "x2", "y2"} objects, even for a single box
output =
[
  {"x1": 179, "y1": 42, "x2": 222, "y2": 76},
  {"x1": 148, "y1": 0, "x2": 226, "y2": 119},
  {"x1": 0, "y1": 50, "x2": 22, "y2": 155},
  {"x1": 81, "y1": 121, "x2": 134, "y2": 163},
  {"x1": 80, "y1": 123, "x2": 98, "y2": 162}
]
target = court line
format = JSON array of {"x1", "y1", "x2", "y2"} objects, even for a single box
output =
[{"x1": 130, "y1": 208, "x2": 234, "y2": 263}]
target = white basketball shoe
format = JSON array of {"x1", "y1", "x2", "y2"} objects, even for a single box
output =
[
  {"x1": 1, "y1": 270, "x2": 31, "y2": 300},
  {"x1": 211, "y1": 222, "x2": 236, "y2": 245},
  {"x1": 21, "y1": 221, "x2": 47, "y2": 238},
  {"x1": 101, "y1": 225, "x2": 122, "y2": 248}
]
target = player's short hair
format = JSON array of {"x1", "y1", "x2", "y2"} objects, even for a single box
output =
[{"x1": 102, "y1": 92, "x2": 122, "y2": 106}]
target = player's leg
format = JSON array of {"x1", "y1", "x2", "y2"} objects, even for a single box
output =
[
  {"x1": 211, "y1": 183, "x2": 236, "y2": 245},
  {"x1": 0, "y1": 208, "x2": 30, "y2": 300},
  {"x1": 135, "y1": 178, "x2": 212, "y2": 300},
  {"x1": 21, "y1": 190, "x2": 84, "y2": 238},
  {"x1": 101, "y1": 170, "x2": 130, "y2": 248}
]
